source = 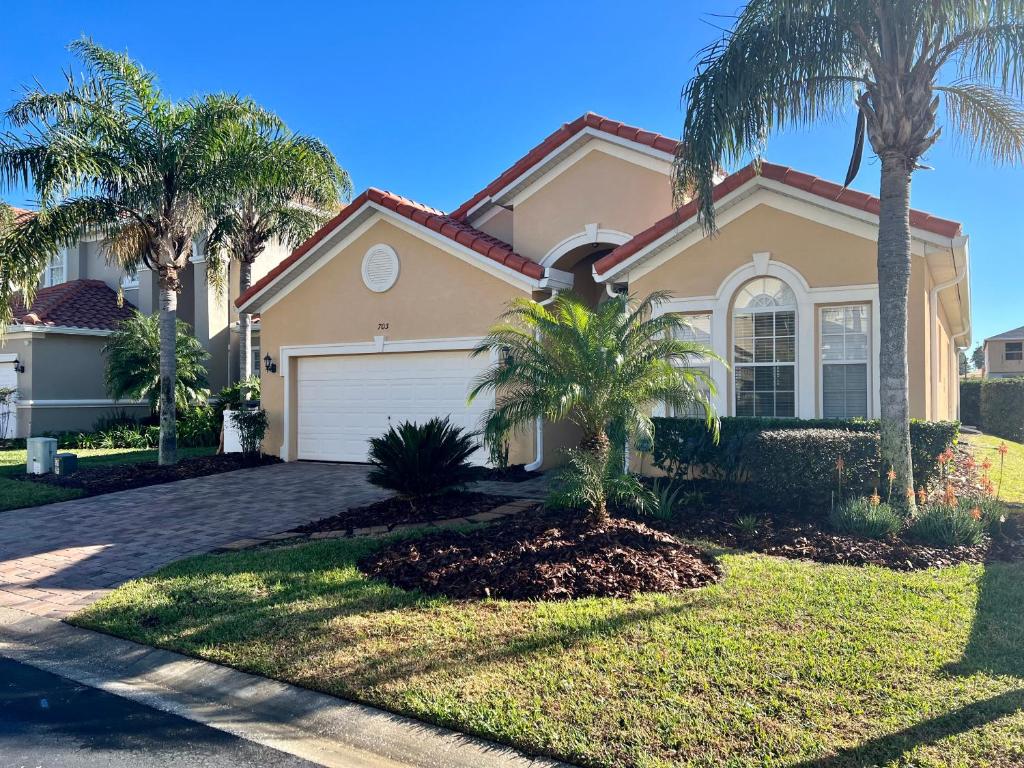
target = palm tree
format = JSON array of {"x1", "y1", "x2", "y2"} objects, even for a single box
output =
[
  {"x1": 0, "y1": 38, "x2": 275, "y2": 464},
  {"x1": 674, "y1": 1, "x2": 1024, "y2": 509},
  {"x1": 104, "y1": 310, "x2": 210, "y2": 413},
  {"x1": 470, "y1": 291, "x2": 721, "y2": 523},
  {"x1": 207, "y1": 123, "x2": 350, "y2": 379}
]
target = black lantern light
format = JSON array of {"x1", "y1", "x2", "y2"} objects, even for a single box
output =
[
  {"x1": 263, "y1": 353, "x2": 276, "y2": 373},
  {"x1": 12, "y1": 358, "x2": 25, "y2": 374}
]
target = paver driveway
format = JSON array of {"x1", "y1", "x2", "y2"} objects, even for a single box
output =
[{"x1": 0, "y1": 463, "x2": 389, "y2": 618}]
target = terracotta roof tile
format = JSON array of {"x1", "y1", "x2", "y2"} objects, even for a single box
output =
[
  {"x1": 594, "y1": 161, "x2": 963, "y2": 276},
  {"x1": 449, "y1": 112, "x2": 681, "y2": 221},
  {"x1": 236, "y1": 188, "x2": 542, "y2": 308},
  {"x1": 10, "y1": 279, "x2": 136, "y2": 331}
]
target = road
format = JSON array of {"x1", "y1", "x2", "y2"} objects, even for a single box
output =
[{"x1": 0, "y1": 657, "x2": 320, "y2": 767}]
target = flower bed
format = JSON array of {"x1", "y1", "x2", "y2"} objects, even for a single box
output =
[{"x1": 292, "y1": 491, "x2": 516, "y2": 534}]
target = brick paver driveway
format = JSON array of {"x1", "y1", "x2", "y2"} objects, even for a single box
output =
[{"x1": 0, "y1": 463, "x2": 388, "y2": 618}]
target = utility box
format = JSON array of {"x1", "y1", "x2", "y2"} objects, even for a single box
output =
[
  {"x1": 54, "y1": 453, "x2": 79, "y2": 476},
  {"x1": 26, "y1": 437, "x2": 58, "y2": 475}
]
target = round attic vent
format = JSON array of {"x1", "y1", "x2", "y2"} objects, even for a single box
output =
[{"x1": 361, "y1": 244, "x2": 400, "y2": 292}]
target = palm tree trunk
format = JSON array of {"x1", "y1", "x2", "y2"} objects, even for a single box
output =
[
  {"x1": 877, "y1": 155, "x2": 915, "y2": 511},
  {"x1": 238, "y1": 259, "x2": 252, "y2": 381},
  {"x1": 580, "y1": 430, "x2": 611, "y2": 526},
  {"x1": 158, "y1": 279, "x2": 178, "y2": 466}
]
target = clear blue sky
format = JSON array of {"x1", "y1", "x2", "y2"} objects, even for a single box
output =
[{"x1": 2, "y1": 0, "x2": 1020, "y2": 349}]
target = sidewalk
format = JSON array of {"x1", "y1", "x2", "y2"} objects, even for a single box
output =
[{"x1": 0, "y1": 607, "x2": 566, "y2": 768}]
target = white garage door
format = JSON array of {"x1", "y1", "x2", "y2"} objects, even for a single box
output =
[{"x1": 295, "y1": 350, "x2": 494, "y2": 463}]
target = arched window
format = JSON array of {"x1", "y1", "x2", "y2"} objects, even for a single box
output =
[{"x1": 733, "y1": 277, "x2": 796, "y2": 417}]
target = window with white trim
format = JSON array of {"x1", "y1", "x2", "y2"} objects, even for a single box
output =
[
  {"x1": 1006, "y1": 342, "x2": 1023, "y2": 361},
  {"x1": 733, "y1": 277, "x2": 796, "y2": 417},
  {"x1": 42, "y1": 250, "x2": 66, "y2": 287},
  {"x1": 821, "y1": 305, "x2": 869, "y2": 418},
  {"x1": 671, "y1": 313, "x2": 712, "y2": 418}
]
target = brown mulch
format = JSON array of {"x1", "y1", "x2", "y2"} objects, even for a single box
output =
[
  {"x1": 359, "y1": 512, "x2": 722, "y2": 601},
  {"x1": 475, "y1": 464, "x2": 538, "y2": 483},
  {"x1": 292, "y1": 491, "x2": 515, "y2": 534},
  {"x1": 19, "y1": 453, "x2": 280, "y2": 497}
]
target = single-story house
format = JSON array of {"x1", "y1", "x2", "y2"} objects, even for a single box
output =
[
  {"x1": 982, "y1": 325, "x2": 1024, "y2": 379},
  {"x1": 237, "y1": 113, "x2": 972, "y2": 468}
]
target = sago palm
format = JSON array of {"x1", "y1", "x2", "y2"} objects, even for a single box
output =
[
  {"x1": 0, "y1": 38, "x2": 275, "y2": 464},
  {"x1": 207, "y1": 122, "x2": 350, "y2": 378},
  {"x1": 103, "y1": 310, "x2": 209, "y2": 412},
  {"x1": 470, "y1": 291, "x2": 721, "y2": 523},
  {"x1": 675, "y1": 1, "x2": 1024, "y2": 509}
]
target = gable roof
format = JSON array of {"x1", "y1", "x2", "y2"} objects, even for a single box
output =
[
  {"x1": 986, "y1": 325, "x2": 1024, "y2": 342},
  {"x1": 10, "y1": 279, "x2": 136, "y2": 331},
  {"x1": 449, "y1": 113, "x2": 680, "y2": 221},
  {"x1": 594, "y1": 161, "x2": 963, "y2": 277},
  {"x1": 2, "y1": 203, "x2": 34, "y2": 224},
  {"x1": 236, "y1": 187, "x2": 542, "y2": 310}
]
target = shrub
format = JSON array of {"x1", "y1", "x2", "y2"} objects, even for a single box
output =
[
  {"x1": 906, "y1": 502, "x2": 985, "y2": 548},
  {"x1": 211, "y1": 377, "x2": 261, "y2": 416},
  {"x1": 959, "y1": 379, "x2": 982, "y2": 427},
  {"x1": 979, "y1": 377, "x2": 1024, "y2": 442},
  {"x1": 960, "y1": 495, "x2": 1010, "y2": 537},
  {"x1": 229, "y1": 407, "x2": 269, "y2": 456},
  {"x1": 177, "y1": 405, "x2": 220, "y2": 447},
  {"x1": 367, "y1": 417, "x2": 481, "y2": 498},
  {"x1": 829, "y1": 497, "x2": 903, "y2": 539},
  {"x1": 548, "y1": 450, "x2": 656, "y2": 517}
]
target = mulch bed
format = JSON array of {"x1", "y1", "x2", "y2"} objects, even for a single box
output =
[
  {"x1": 475, "y1": 464, "x2": 538, "y2": 483},
  {"x1": 360, "y1": 512, "x2": 722, "y2": 601},
  {"x1": 292, "y1": 491, "x2": 516, "y2": 534},
  {"x1": 19, "y1": 453, "x2": 280, "y2": 497}
]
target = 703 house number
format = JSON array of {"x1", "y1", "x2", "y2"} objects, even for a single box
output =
[{"x1": 377, "y1": 322, "x2": 389, "y2": 331}]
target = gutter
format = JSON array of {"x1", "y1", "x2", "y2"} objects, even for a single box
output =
[{"x1": 929, "y1": 237, "x2": 969, "y2": 420}]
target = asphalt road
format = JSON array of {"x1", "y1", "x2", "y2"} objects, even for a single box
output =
[{"x1": 0, "y1": 657, "x2": 321, "y2": 767}]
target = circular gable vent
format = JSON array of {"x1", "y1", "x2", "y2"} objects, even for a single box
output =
[{"x1": 361, "y1": 244, "x2": 400, "y2": 292}]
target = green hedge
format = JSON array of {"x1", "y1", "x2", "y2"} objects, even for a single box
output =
[
  {"x1": 959, "y1": 379, "x2": 982, "y2": 428},
  {"x1": 979, "y1": 378, "x2": 1024, "y2": 442},
  {"x1": 650, "y1": 417, "x2": 959, "y2": 512}
]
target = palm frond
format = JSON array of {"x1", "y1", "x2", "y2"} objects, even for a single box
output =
[{"x1": 937, "y1": 82, "x2": 1024, "y2": 163}]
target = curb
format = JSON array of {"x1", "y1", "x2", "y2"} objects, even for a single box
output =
[{"x1": 0, "y1": 607, "x2": 567, "y2": 768}]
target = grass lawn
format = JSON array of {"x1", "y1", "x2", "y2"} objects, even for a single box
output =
[
  {"x1": 0, "y1": 446, "x2": 214, "y2": 512},
  {"x1": 73, "y1": 536, "x2": 1024, "y2": 768},
  {"x1": 965, "y1": 434, "x2": 1024, "y2": 506}
]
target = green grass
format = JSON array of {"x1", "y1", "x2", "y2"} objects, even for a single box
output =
[
  {"x1": 73, "y1": 537, "x2": 1024, "y2": 767},
  {"x1": 0, "y1": 446, "x2": 214, "y2": 512},
  {"x1": 966, "y1": 434, "x2": 1024, "y2": 506}
]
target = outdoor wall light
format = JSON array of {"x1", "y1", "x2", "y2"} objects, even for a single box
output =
[
  {"x1": 263, "y1": 353, "x2": 277, "y2": 373},
  {"x1": 11, "y1": 358, "x2": 25, "y2": 374}
]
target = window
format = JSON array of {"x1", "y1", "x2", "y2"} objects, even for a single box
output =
[
  {"x1": 821, "y1": 305, "x2": 869, "y2": 418},
  {"x1": 733, "y1": 278, "x2": 796, "y2": 417},
  {"x1": 672, "y1": 313, "x2": 712, "y2": 418},
  {"x1": 1006, "y1": 342, "x2": 1023, "y2": 361},
  {"x1": 42, "y1": 250, "x2": 66, "y2": 287},
  {"x1": 251, "y1": 345, "x2": 262, "y2": 379}
]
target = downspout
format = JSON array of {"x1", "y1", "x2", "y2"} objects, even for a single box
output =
[
  {"x1": 929, "y1": 241, "x2": 968, "y2": 420},
  {"x1": 952, "y1": 321, "x2": 972, "y2": 422},
  {"x1": 524, "y1": 289, "x2": 560, "y2": 472}
]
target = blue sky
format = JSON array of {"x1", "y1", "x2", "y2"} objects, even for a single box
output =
[{"x1": 1, "y1": 0, "x2": 1020, "y2": 349}]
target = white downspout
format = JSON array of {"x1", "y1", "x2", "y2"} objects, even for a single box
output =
[
  {"x1": 929, "y1": 243, "x2": 968, "y2": 420},
  {"x1": 524, "y1": 290, "x2": 560, "y2": 472},
  {"x1": 953, "y1": 321, "x2": 972, "y2": 422}
]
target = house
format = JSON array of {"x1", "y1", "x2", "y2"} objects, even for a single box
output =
[
  {"x1": 236, "y1": 113, "x2": 972, "y2": 468},
  {"x1": 0, "y1": 205, "x2": 289, "y2": 438},
  {"x1": 982, "y1": 325, "x2": 1024, "y2": 379}
]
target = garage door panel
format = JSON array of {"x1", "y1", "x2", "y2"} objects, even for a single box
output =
[{"x1": 295, "y1": 350, "x2": 493, "y2": 463}]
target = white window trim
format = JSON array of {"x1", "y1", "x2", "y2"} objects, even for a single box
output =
[
  {"x1": 42, "y1": 248, "x2": 68, "y2": 287},
  {"x1": 818, "y1": 305, "x2": 872, "y2": 419}
]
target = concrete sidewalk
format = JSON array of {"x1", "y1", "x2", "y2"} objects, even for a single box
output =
[{"x1": 0, "y1": 608, "x2": 566, "y2": 768}]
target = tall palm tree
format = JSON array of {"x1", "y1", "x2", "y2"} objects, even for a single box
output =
[
  {"x1": 674, "y1": 1, "x2": 1024, "y2": 509},
  {"x1": 207, "y1": 123, "x2": 350, "y2": 379},
  {"x1": 470, "y1": 291, "x2": 721, "y2": 523},
  {"x1": 0, "y1": 38, "x2": 275, "y2": 464}
]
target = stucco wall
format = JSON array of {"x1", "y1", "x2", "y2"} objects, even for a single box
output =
[
  {"x1": 986, "y1": 339, "x2": 1024, "y2": 377},
  {"x1": 258, "y1": 218, "x2": 533, "y2": 462},
  {"x1": 512, "y1": 149, "x2": 674, "y2": 261}
]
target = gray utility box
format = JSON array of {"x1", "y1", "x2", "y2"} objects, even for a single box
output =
[
  {"x1": 54, "y1": 453, "x2": 79, "y2": 476},
  {"x1": 26, "y1": 437, "x2": 58, "y2": 475}
]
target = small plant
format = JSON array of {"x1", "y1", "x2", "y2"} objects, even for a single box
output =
[
  {"x1": 906, "y1": 502, "x2": 985, "y2": 548},
  {"x1": 229, "y1": 407, "x2": 269, "y2": 457},
  {"x1": 547, "y1": 449, "x2": 656, "y2": 519},
  {"x1": 650, "y1": 478, "x2": 684, "y2": 521},
  {"x1": 829, "y1": 497, "x2": 902, "y2": 540},
  {"x1": 734, "y1": 513, "x2": 761, "y2": 538},
  {"x1": 367, "y1": 417, "x2": 480, "y2": 498},
  {"x1": 960, "y1": 495, "x2": 1009, "y2": 538}
]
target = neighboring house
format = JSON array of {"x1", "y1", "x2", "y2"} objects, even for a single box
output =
[
  {"x1": 237, "y1": 113, "x2": 972, "y2": 468},
  {"x1": 983, "y1": 325, "x2": 1024, "y2": 379},
  {"x1": 0, "y1": 204, "x2": 290, "y2": 437}
]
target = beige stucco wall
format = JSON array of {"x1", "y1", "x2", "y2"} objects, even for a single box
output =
[
  {"x1": 475, "y1": 207, "x2": 515, "y2": 247},
  {"x1": 986, "y1": 339, "x2": 1024, "y2": 377},
  {"x1": 258, "y1": 218, "x2": 533, "y2": 461},
  {"x1": 512, "y1": 149, "x2": 674, "y2": 261}
]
